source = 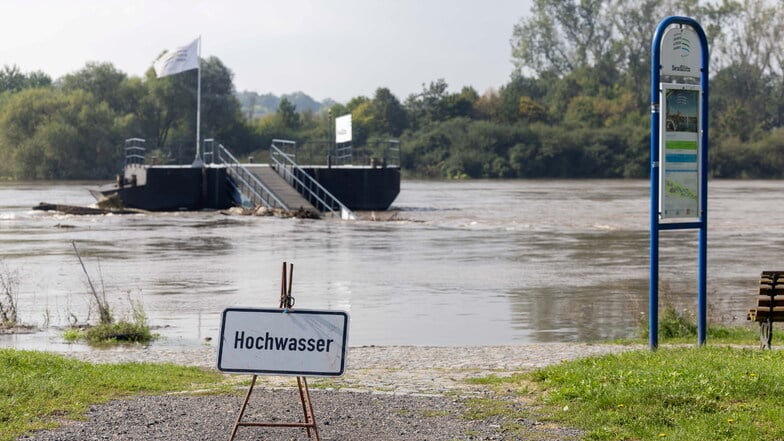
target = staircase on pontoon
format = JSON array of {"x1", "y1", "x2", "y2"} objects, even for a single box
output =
[{"x1": 207, "y1": 139, "x2": 356, "y2": 220}]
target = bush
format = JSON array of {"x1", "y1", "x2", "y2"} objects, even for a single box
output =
[
  {"x1": 638, "y1": 304, "x2": 697, "y2": 340},
  {"x1": 639, "y1": 303, "x2": 758, "y2": 343},
  {"x1": 659, "y1": 305, "x2": 698, "y2": 339},
  {"x1": 84, "y1": 321, "x2": 154, "y2": 344},
  {"x1": 62, "y1": 292, "x2": 155, "y2": 345},
  {"x1": 64, "y1": 321, "x2": 155, "y2": 345}
]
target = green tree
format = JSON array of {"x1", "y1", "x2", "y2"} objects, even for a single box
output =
[
  {"x1": 60, "y1": 62, "x2": 130, "y2": 112},
  {"x1": 133, "y1": 55, "x2": 249, "y2": 155},
  {"x1": 135, "y1": 66, "x2": 196, "y2": 149},
  {"x1": 606, "y1": 0, "x2": 666, "y2": 107},
  {"x1": 708, "y1": 0, "x2": 783, "y2": 132},
  {"x1": 277, "y1": 97, "x2": 300, "y2": 130},
  {"x1": 0, "y1": 65, "x2": 29, "y2": 93},
  {"x1": 200, "y1": 57, "x2": 242, "y2": 137},
  {"x1": 710, "y1": 63, "x2": 769, "y2": 141},
  {"x1": 405, "y1": 80, "x2": 476, "y2": 129},
  {"x1": 24, "y1": 71, "x2": 52, "y2": 89},
  {"x1": 350, "y1": 99, "x2": 371, "y2": 146},
  {"x1": 473, "y1": 89, "x2": 503, "y2": 121},
  {"x1": 498, "y1": 74, "x2": 548, "y2": 123},
  {"x1": 446, "y1": 86, "x2": 478, "y2": 119},
  {"x1": 405, "y1": 79, "x2": 450, "y2": 129},
  {"x1": 0, "y1": 88, "x2": 119, "y2": 179},
  {"x1": 368, "y1": 87, "x2": 408, "y2": 137},
  {"x1": 0, "y1": 65, "x2": 52, "y2": 93},
  {"x1": 511, "y1": 0, "x2": 614, "y2": 76},
  {"x1": 518, "y1": 96, "x2": 548, "y2": 122},
  {"x1": 345, "y1": 95, "x2": 370, "y2": 113}
]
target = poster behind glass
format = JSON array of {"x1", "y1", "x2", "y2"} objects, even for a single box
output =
[{"x1": 660, "y1": 84, "x2": 701, "y2": 220}]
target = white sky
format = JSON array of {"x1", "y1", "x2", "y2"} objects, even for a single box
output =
[{"x1": 0, "y1": 0, "x2": 532, "y2": 103}]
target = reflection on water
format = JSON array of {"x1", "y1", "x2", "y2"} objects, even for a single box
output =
[
  {"x1": 146, "y1": 236, "x2": 233, "y2": 255},
  {"x1": 0, "y1": 179, "x2": 779, "y2": 350}
]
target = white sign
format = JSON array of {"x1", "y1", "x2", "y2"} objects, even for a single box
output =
[
  {"x1": 218, "y1": 308, "x2": 349, "y2": 376},
  {"x1": 661, "y1": 26, "x2": 701, "y2": 78},
  {"x1": 335, "y1": 114, "x2": 352, "y2": 143}
]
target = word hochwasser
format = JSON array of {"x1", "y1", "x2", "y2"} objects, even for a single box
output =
[{"x1": 234, "y1": 331, "x2": 335, "y2": 353}]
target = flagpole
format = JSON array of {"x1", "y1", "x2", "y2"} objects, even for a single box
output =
[{"x1": 194, "y1": 35, "x2": 202, "y2": 165}]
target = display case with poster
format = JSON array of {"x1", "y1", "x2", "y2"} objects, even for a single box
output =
[{"x1": 659, "y1": 83, "x2": 701, "y2": 221}]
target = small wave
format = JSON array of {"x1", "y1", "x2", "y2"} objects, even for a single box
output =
[
  {"x1": 505, "y1": 223, "x2": 534, "y2": 231},
  {"x1": 593, "y1": 223, "x2": 623, "y2": 231},
  {"x1": 392, "y1": 206, "x2": 460, "y2": 212}
]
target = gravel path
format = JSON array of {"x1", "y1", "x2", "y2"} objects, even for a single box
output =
[{"x1": 17, "y1": 344, "x2": 640, "y2": 440}]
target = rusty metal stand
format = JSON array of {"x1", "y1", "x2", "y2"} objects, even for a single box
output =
[{"x1": 227, "y1": 262, "x2": 320, "y2": 441}]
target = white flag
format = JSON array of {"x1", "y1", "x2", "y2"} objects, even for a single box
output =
[{"x1": 153, "y1": 38, "x2": 199, "y2": 78}]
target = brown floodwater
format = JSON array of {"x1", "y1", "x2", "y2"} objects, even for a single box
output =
[{"x1": 0, "y1": 179, "x2": 778, "y2": 351}]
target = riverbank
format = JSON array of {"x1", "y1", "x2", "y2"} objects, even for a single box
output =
[
  {"x1": 55, "y1": 343, "x2": 641, "y2": 394},
  {"x1": 14, "y1": 344, "x2": 641, "y2": 441},
  {"x1": 16, "y1": 343, "x2": 783, "y2": 440}
]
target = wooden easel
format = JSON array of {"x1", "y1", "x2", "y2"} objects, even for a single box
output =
[{"x1": 227, "y1": 262, "x2": 320, "y2": 441}]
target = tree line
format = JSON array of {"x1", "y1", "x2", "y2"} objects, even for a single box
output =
[{"x1": 1, "y1": 0, "x2": 783, "y2": 180}]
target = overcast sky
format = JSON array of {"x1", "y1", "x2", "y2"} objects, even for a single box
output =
[{"x1": 0, "y1": 0, "x2": 532, "y2": 103}]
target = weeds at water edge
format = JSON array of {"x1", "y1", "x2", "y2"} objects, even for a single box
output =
[
  {"x1": 65, "y1": 243, "x2": 155, "y2": 345},
  {"x1": 0, "y1": 261, "x2": 19, "y2": 328}
]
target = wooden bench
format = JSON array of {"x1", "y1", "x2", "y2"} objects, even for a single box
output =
[{"x1": 747, "y1": 271, "x2": 784, "y2": 349}]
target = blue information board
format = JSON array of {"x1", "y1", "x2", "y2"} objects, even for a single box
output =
[{"x1": 650, "y1": 17, "x2": 709, "y2": 349}]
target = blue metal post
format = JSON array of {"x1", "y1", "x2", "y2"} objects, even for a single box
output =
[
  {"x1": 650, "y1": 19, "x2": 665, "y2": 351},
  {"x1": 697, "y1": 31, "x2": 710, "y2": 346}
]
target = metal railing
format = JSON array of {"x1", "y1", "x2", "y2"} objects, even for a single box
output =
[
  {"x1": 335, "y1": 142, "x2": 353, "y2": 165},
  {"x1": 216, "y1": 143, "x2": 288, "y2": 210},
  {"x1": 354, "y1": 139, "x2": 401, "y2": 167},
  {"x1": 273, "y1": 139, "x2": 400, "y2": 167},
  {"x1": 203, "y1": 138, "x2": 215, "y2": 164},
  {"x1": 382, "y1": 139, "x2": 401, "y2": 167},
  {"x1": 271, "y1": 139, "x2": 356, "y2": 220}
]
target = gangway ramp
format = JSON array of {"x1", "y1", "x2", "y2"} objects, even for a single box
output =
[
  {"x1": 214, "y1": 141, "x2": 356, "y2": 219},
  {"x1": 244, "y1": 164, "x2": 316, "y2": 212}
]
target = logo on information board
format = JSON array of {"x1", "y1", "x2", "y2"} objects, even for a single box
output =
[
  {"x1": 661, "y1": 26, "x2": 700, "y2": 78},
  {"x1": 672, "y1": 30, "x2": 691, "y2": 57}
]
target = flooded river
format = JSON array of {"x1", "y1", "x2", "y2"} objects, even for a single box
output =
[{"x1": 0, "y1": 179, "x2": 779, "y2": 350}]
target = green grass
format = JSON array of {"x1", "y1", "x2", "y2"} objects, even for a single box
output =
[
  {"x1": 633, "y1": 305, "x2": 759, "y2": 345},
  {"x1": 1, "y1": 310, "x2": 772, "y2": 441},
  {"x1": 0, "y1": 349, "x2": 222, "y2": 441},
  {"x1": 471, "y1": 347, "x2": 784, "y2": 440}
]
